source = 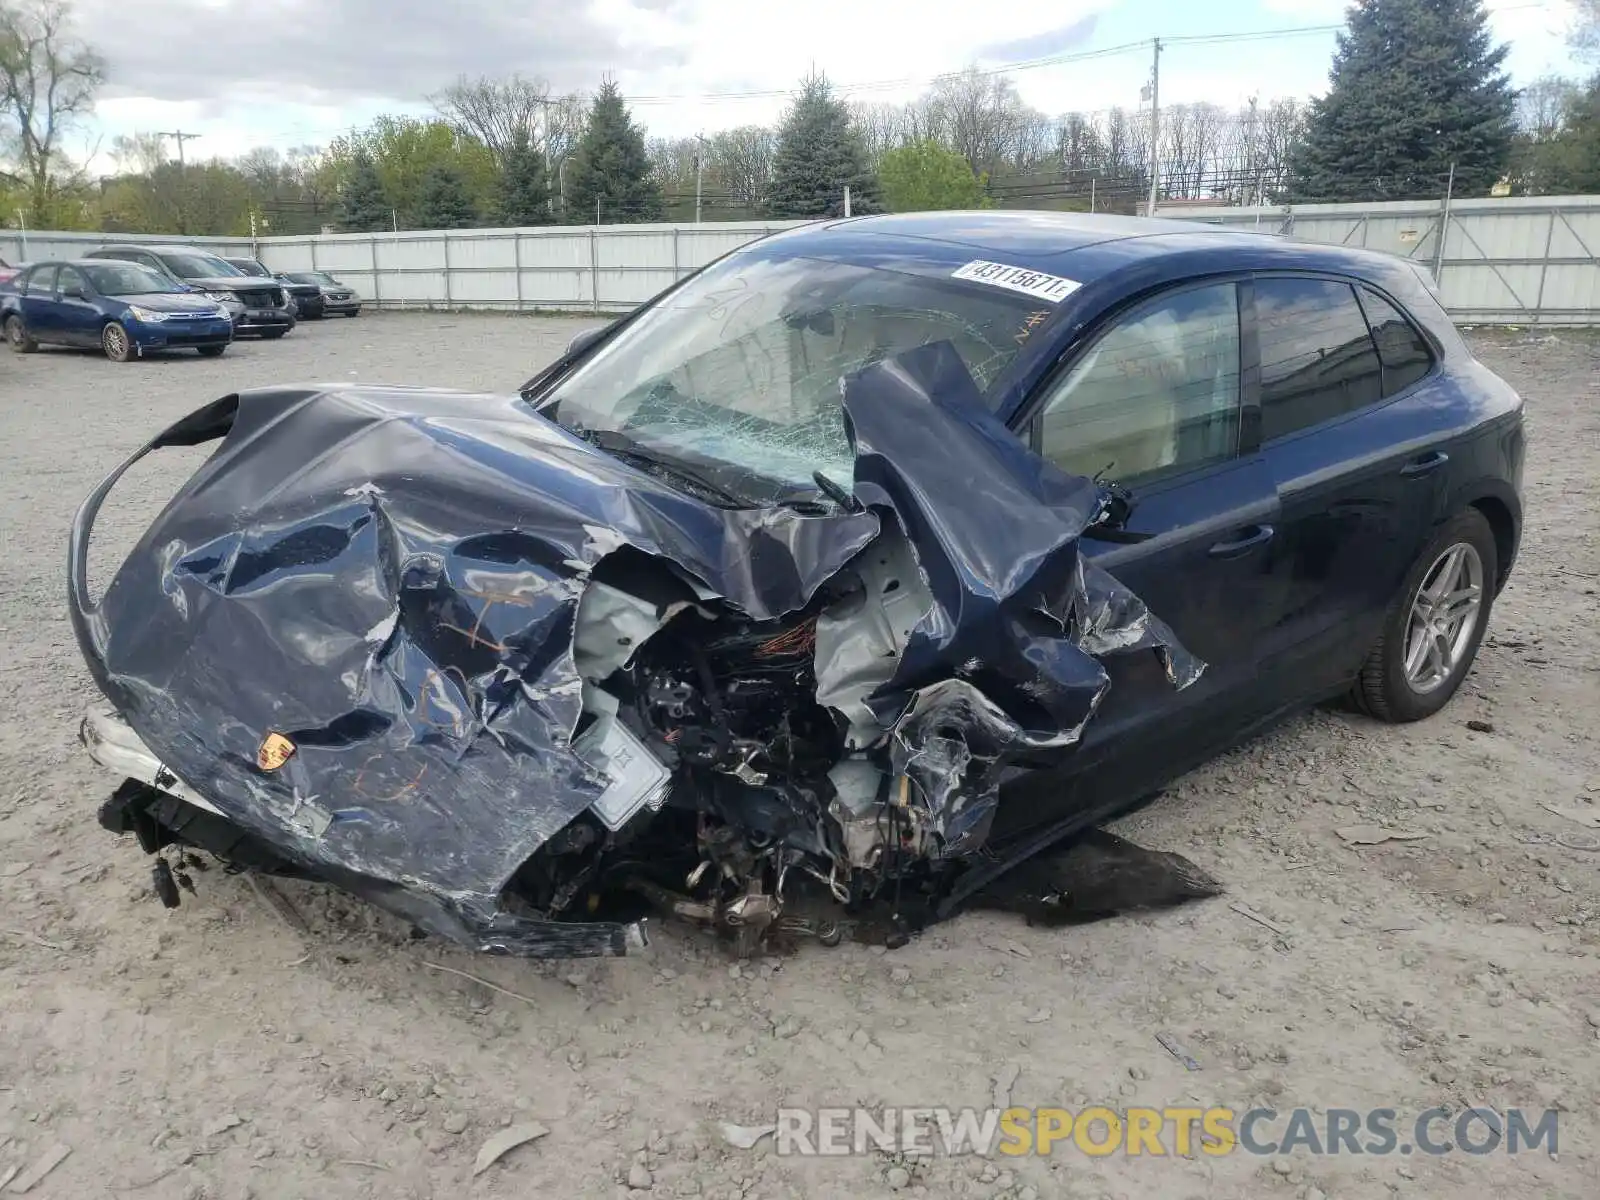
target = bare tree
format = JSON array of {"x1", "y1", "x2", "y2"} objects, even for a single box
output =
[
  {"x1": 432, "y1": 71, "x2": 585, "y2": 179},
  {"x1": 1256, "y1": 98, "x2": 1305, "y2": 201},
  {"x1": 432, "y1": 73, "x2": 547, "y2": 164},
  {"x1": 0, "y1": 0, "x2": 104, "y2": 221},
  {"x1": 923, "y1": 68, "x2": 1028, "y2": 180},
  {"x1": 1517, "y1": 74, "x2": 1581, "y2": 139},
  {"x1": 707, "y1": 125, "x2": 775, "y2": 210},
  {"x1": 647, "y1": 135, "x2": 698, "y2": 194},
  {"x1": 1009, "y1": 110, "x2": 1056, "y2": 175},
  {"x1": 1056, "y1": 112, "x2": 1103, "y2": 178},
  {"x1": 849, "y1": 101, "x2": 909, "y2": 169}
]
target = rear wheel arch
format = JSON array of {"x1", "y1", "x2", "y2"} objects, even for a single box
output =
[{"x1": 1467, "y1": 495, "x2": 1517, "y2": 593}]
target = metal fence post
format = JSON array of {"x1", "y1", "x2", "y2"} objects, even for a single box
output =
[
  {"x1": 1433, "y1": 162, "x2": 1455, "y2": 285},
  {"x1": 514, "y1": 232, "x2": 524, "y2": 311},
  {"x1": 369, "y1": 235, "x2": 381, "y2": 308},
  {"x1": 590, "y1": 228, "x2": 599, "y2": 312},
  {"x1": 672, "y1": 227, "x2": 680, "y2": 280},
  {"x1": 1530, "y1": 209, "x2": 1557, "y2": 327},
  {"x1": 442, "y1": 233, "x2": 452, "y2": 310}
]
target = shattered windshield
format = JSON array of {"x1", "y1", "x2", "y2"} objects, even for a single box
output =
[{"x1": 540, "y1": 253, "x2": 1047, "y2": 496}]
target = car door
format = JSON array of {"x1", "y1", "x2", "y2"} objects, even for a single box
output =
[
  {"x1": 1004, "y1": 278, "x2": 1289, "y2": 824},
  {"x1": 52, "y1": 265, "x2": 100, "y2": 347},
  {"x1": 1250, "y1": 275, "x2": 1445, "y2": 701},
  {"x1": 20, "y1": 265, "x2": 63, "y2": 340}
]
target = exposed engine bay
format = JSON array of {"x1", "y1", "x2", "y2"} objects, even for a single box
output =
[{"x1": 72, "y1": 341, "x2": 1222, "y2": 959}]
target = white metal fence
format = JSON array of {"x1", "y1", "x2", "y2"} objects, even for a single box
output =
[
  {"x1": 5, "y1": 196, "x2": 1600, "y2": 323},
  {"x1": 0, "y1": 222, "x2": 805, "y2": 314},
  {"x1": 1153, "y1": 194, "x2": 1600, "y2": 326}
]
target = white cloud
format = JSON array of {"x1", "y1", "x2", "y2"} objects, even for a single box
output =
[{"x1": 70, "y1": 0, "x2": 1584, "y2": 165}]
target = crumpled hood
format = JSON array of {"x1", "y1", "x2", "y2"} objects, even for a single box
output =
[
  {"x1": 80, "y1": 385, "x2": 881, "y2": 935},
  {"x1": 72, "y1": 349, "x2": 1201, "y2": 955}
]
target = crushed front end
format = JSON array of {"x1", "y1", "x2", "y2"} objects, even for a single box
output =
[{"x1": 70, "y1": 343, "x2": 1213, "y2": 959}]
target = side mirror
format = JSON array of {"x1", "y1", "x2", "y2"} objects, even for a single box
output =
[{"x1": 564, "y1": 321, "x2": 614, "y2": 359}]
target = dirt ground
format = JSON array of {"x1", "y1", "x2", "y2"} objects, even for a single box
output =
[{"x1": 0, "y1": 315, "x2": 1595, "y2": 1200}]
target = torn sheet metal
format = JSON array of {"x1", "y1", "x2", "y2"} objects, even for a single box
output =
[
  {"x1": 835, "y1": 342, "x2": 1203, "y2": 855},
  {"x1": 71, "y1": 345, "x2": 1202, "y2": 957},
  {"x1": 72, "y1": 385, "x2": 878, "y2": 955}
]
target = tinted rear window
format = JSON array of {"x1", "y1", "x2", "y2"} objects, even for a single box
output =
[
  {"x1": 1256, "y1": 277, "x2": 1383, "y2": 442},
  {"x1": 1358, "y1": 287, "x2": 1433, "y2": 396}
]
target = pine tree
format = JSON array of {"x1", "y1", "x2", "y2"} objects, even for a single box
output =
[
  {"x1": 336, "y1": 150, "x2": 389, "y2": 232},
  {"x1": 768, "y1": 73, "x2": 882, "y2": 219},
  {"x1": 496, "y1": 130, "x2": 550, "y2": 226},
  {"x1": 1292, "y1": 0, "x2": 1515, "y2": 201},
  {"x1": 564, "y1": 80, "x2": 663, "y2": 223},
  {"x1": 414, "y1": 164, "x2": 478, "y2": 229}
]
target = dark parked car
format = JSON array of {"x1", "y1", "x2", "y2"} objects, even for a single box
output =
[
  {"x1": 69, "y1": 212, "x2": 1523, "y2": 959},
  {"x1": 223, "y1": 257, "x2": 324, "y2": 319},
  {"x1": 280, "y1": 271, "x2": 361, "y2": 316},
  {"x1": 83, "y1": 244, "x2": 294, "y2": 338},
  {"x1": 2, "y1": 259, "x2": 233, "y2": 360}
]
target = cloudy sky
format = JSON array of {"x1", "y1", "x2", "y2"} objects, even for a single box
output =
[{"x1": 72, "y1": 0, "x2": 1581, "y2": 169}]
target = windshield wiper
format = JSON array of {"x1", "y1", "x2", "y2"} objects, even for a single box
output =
[{"x1": 580, "y1": 430, "x2": 755, "y2": 508}]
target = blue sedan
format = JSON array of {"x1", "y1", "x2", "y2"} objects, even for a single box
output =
[
  {"x1": 70, "y1": 211, "x2": 1526, "y2": 958},
  {"x1": 2, "y1": 259, "x2": 235, "y2": 361}
]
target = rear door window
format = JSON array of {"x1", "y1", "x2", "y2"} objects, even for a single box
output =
[
  {"x1": 1255, "y1": 277, "x2": 1383, "y2": 442},
  {"x1": 1357, "y1": 287, "x2": 1433, "y2": 396}
]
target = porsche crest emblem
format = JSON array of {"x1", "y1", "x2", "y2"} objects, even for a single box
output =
[{"x1": 257, "y1": 732, "x2": 297, "y2": 772}]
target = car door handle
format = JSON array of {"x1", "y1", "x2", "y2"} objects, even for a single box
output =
[
  {"x1": 1208, "y1": 524, "x2": 1275, "y2": 559},
  {"x1": 1400, "y1": 450, "x2": 1449, "y2": 477}
]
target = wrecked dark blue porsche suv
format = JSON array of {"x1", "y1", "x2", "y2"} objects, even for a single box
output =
[{"x1": 69, "y1": 212, "x2": 1524, "y2": 958}]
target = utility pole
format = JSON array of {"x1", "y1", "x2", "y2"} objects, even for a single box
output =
[
  {"x1": 159, "y1": 130, "x2": 200, "y2": 234},
  {"x1": 159, "y1": 130, "x2": 201, "y2": 169},
  {"x1": 1146, "y1": 39, "x2": 1161, "y2": 217},
  {"x1": 1246, "y1": 94, "x2": 1260, "y2": 207},
  {"x1": 693, "y1": 133, "x2": 708, "y2": 224},
  {"x1": 843, "y1": 185, "x2": 852, "y2": 217}
]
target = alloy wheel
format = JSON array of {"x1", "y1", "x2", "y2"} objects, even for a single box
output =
[
  {"x1": 103, "y1": 323, "x2": 129, "y2": 361},
  {"x1": 1402, "y1": 541, "x2": 1484, "y2": 694}
]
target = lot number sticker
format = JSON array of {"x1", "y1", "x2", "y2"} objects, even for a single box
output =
[{"x1": 951, "y1": 260, "x2": 1081, "y2": 303}]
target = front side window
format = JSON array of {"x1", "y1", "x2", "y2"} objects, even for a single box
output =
[
  {"x1": 1038, "y1": 282, "x2": 1242, "y2": 483},
  {"x1": 541, "y1": 252, "x2": 1049, "y2": 496},
  {"x1": 56, "y1": 266, "x2": 87, "y2": 294},
  {"x1": 1256, "y1": 277, "x2": 1383, "y2": 441},
  {"x1": 229, "y1": 259, "x2": 271, "y2": 277}
]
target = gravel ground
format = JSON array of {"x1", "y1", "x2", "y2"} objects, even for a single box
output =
[{"x1": 0, "y1": 314, "x2": 1596, "y2": 1200}]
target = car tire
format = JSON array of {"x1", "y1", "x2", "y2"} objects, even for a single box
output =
[
  {"x1": 6, "y1": 314, "x2": 37, "y2": 353},
  {"x1": 196, "y1": 345, "x2": 227, "y2": 357},
  {"x1": 1349, "y1": 508, "x2": 1498, "y2": 724},
  {"x1": 260, "y1": 329, "x2": 288, "y2": 340},
  {"x1": 101, "y1": 321, "x2": 135, "y2": 362},
  {"x1": 344, "y1": 310, "x2": 360, "y2": 318}
]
